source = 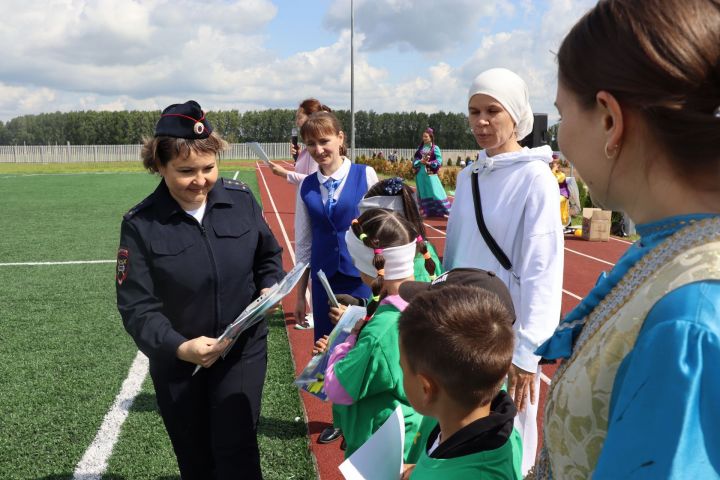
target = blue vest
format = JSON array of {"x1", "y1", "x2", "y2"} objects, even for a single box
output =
[{"x1": 301, "y1": 163, "x2": 369, "y2": 278}]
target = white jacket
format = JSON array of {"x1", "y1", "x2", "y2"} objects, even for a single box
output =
[{"x1": 444, "y1": 146, "x2": 564, "y2": 372}]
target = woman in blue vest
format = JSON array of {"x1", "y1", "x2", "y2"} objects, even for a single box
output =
[{"x1": 293, "y1": 111, "x2": 379, "y2": 342}]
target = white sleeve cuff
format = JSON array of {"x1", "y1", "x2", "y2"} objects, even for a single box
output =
[{"x1": 513, "y1": 336, "x2": 542, "y2": 373}]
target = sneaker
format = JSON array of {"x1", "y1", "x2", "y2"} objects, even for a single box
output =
[{"x1": 294, "y1": 313, "x2": 314, "y2": 330}]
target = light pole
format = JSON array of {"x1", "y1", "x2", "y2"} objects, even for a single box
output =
[{"x1": 350, "y1": 0, "x2": 355, "y2": 162}]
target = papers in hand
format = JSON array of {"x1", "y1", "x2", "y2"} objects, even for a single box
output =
[
  {"x1": 317, "y1": 269, "x2": 339, "y2": 308},
  {"x1": 192, "y1": 262, "x2": 308, "y2": 375},
  {"x1": 339, "y1": 406, "x2": 405, "y2": 480},
  {"x1": 294, "y1": 305, "x2": 366, "y2": 400},
  {"x1": 249, "y1": 142, "x2": 272, "y2": 166}
]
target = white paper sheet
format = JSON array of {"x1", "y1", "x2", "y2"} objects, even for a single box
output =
[
  {"x1": 339, "y1": 405, "x2": 405, "y2": 480},
  {"x1": 248, "y1": 142, "x2": 272, "y2": 166},
  {"x1": 317, "y1": 269, "x2": 339, "y2": 308},
  {"x1": 192, "y1": 262, "x2": 308, "y2": 375}
]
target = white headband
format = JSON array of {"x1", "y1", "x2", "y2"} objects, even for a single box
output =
[
  {"x1": 357, "y1": 196, "x2": 406, "y2": 216},
  {"x1": 344, "y1": 229, "x2": 416, "y2": 280},
  {"x1": 467, "y1": 67, "x2": 534, "y2": 140}
]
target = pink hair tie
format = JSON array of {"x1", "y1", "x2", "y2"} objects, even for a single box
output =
[
  {"x1": 373, "y1": 248, "x2": 383, "y2": 255},
  {"x1": 416, "y1": 235, "x2": 424, "y2": 243}
]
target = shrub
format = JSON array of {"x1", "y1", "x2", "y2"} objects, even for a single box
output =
[{"x1": 357, "y1": 155, "x2": 459, "y2": 188}]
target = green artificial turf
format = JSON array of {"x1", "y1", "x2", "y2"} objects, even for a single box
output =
[{"x1": 1, "y1": 164, "x2": 315, "y2": 479}]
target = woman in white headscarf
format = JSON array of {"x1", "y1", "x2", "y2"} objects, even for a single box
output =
[{"x1": 443, "y1": 68, "x2": 564, "y2": 476}]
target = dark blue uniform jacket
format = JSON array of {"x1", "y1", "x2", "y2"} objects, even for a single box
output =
[{"x1": 116, "y1": 177, "x2": 284, "y2": 372}]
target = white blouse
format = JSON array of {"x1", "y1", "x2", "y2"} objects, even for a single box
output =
[
  {"x1": 444, "y1": 146, "x2": 564, "y2": 372},
  {"x1": 286, "y1": 148, "x2": 319, "y2": 186},
  {"x1": 294, "y1": 158, "x2": 379, "y2": 266}
]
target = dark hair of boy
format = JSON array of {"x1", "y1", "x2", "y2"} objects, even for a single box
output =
[
  {"x1": 351, "y1": 208, "x2": 430, "y2": 316},
  {"x1": 399, "y1": 285, "x2": 515, "y2": 408},
  {"x1": 364, "y1": 179, "x2": 437, "y2": 276}
]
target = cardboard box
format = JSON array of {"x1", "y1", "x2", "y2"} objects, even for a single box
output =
[{"x1": 581, "y1": 208, "x2": 612, "y2": 241}]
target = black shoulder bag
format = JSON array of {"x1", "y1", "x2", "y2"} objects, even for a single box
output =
[{"x1": 470, "y1": 170, "x2": 519, "y2": 281}]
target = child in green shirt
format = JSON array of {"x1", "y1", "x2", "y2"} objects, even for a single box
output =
[
  {"x1": 398, "y1": 269, "x2": 523, "y2": 479},
  {"x1": 323, "y1": 208, "x2": 434, "y2": 459}
]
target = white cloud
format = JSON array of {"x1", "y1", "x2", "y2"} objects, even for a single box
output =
[
  {"x1": 0, "y1": 0, "x2": 599, "y2": 124},
  {"x1": 324, "y1": 0, "x2": 510, "y2": 53}
]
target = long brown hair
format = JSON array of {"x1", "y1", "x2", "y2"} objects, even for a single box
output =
[
  {"x1": 557, "y1": 0, "x2": 720, "y2": 189},
  {"x1": 364, "y1": 179, "x2": 437, "y2": 277},
  {"x1": 298, "y1": 98, "x2": 332, "y2": 116},
  {"x1": 351, "y1": 209, "x2": 419, "y2": 316}
]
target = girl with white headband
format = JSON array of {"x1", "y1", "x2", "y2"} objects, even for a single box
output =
[
  {"x1": 322, "y1": 208, "x2": 424, "y2": 460},
  {"x1": 443, "y1": 67, "x2": 564, "y2": 475},
  {"x1": 359, "y1": 177, "x2": 443, "y2": 282}
]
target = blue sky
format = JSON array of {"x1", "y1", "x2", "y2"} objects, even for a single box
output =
[{"x1": 0, "y1": 0, "x2": 597, "y2": 122}]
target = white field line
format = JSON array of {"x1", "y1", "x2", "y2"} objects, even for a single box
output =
[
  {"x1": 0, "y1": 260, "x2": 114, "y2": 267},
  {"x1": 255, "y1": 162, "x2": 313, "y2": 307},
  {"x1": 256, "y1": 162, "x2": 296, "y2": 266},
  {"x1": 562, "y1": 289, "x2": 583, "y2": 301},
  {"x1": 540, "y1": 373, "x2": 552, "y2": 385},
  {"x1": 73, "y1": 351, "x2": 149, "y2": 480},
  {"x1": 564, "y1": 247, "x2": 616, "y2": 267},
  {"x1": 610, "y1": 236, "x2": 634, "y2": 245},
  {"x1": 425, "y1": 220, "x2": 589, "y2": 300},
  {"x1": 255, "y1": 160, "x2": 317, "y2": 471},
  {"x1": 1, "y1": 172, "x2": 144, "y2": 179}
]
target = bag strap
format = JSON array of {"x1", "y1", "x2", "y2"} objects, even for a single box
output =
[{"x1": 471, "y1": 170, "x2": 517, "y2": 277}]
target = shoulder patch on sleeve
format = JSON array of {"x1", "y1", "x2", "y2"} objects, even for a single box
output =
[
  {"x1": 123, "y1": 196, "x2": 153, "y2": 220},
  {"x1": 222, "y1": 177, "x2": 250, "y2": 192}
]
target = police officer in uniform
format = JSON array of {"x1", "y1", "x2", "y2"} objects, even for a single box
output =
[{"x1": 116, "y1": 101, "x2": 283, "y2": 479}]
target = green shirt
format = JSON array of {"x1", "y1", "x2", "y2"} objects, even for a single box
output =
[
  {"x1": 410, "y1": 420, "x2": 523, "y2": 480},
  {"x1": 413, "y1": 241, "x2": 444, "y2": 282},
  {"x1": 333, "y1": 303, "x2": 421, "y2": 459}
]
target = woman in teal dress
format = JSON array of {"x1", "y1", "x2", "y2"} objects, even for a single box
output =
[
  {"x1": 413, "y1": 128, "x2": 451, "y2": 217},
  {"x1": 535, "y1": 0, "x2": 720, "y2": 478}
]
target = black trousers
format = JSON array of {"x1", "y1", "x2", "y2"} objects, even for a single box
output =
[{"x1": 151, "y1": 323, "x2": 268, "y2": 480}]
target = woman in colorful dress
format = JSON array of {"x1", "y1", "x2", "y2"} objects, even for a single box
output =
[
  {"x1": 550, "y1": 155, "x2": 570, "y2": 227},
  {"x1": 536, "y1": 0, "x2": 720, "y2": 478},
  {"x1": 412, "y1": 128, "x2": 451, "y2": 217}
]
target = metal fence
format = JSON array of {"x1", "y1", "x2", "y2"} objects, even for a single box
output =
[{"x1": 0, "y1": 143, "x2": 480, "y2": 164}]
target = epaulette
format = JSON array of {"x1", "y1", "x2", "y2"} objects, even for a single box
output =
[
  {"x1": 123, "y1": 196, "x2": 154, "y2": 220},
  {"x1": 222, "y1": 177, "x2": 250, "y2": 192}
]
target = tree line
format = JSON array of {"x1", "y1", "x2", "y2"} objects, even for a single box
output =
[{"x1": 0, "y1": 109, "x2": 485, "y2": 149}]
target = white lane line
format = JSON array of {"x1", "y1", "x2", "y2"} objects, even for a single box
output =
[
  {"x1": 422, "y1": 220, "x2": 589, "y2": 301},
  {"x1": 610, "y1": 236, "x2": 633, "y2": 245},
  {"x1": 423, "y1": 222, "x2": 447, "y2": 236},
  {"x1": 73, "y1": 351, "x2": 149, "y2": 480},
  {"x1": 0, "y1": 260, "x2": 114, "y2": 267},
  {"x1": 1, "y1": 172, "x2": 144, "y2": 179},
  {"x1": 562, "y1": 289, "x2": 583, "y2": 301},
  {"x1": 540, "y1": 373, "x2": 552, "y2": 385},
  {"x1": 564, "y1": 247, "x2": 616, "y2": 266},
  {"x1": 256, "y1": 162, "x2": 314, "y2": 304},
  {"x1": 256, "y1": 161, "x2": 296, "y2": 265}
]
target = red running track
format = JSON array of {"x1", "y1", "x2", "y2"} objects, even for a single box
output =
[{"x1": 254, "y1": 161, "x2": 632, "y2": 480}]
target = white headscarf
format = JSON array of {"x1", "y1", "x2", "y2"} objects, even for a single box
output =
[{"x1": 467, "y1": 68, "x2": 534, "y2": 140}]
